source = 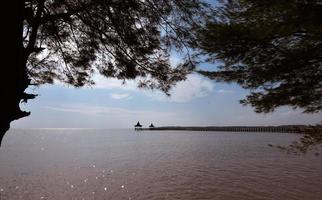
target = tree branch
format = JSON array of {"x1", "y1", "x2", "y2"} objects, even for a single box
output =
[{"x1": 26, "y1": 0, "x2": 45, "y2": 55}]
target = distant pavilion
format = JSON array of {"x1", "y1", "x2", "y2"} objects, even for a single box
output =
[
  {"x1": 149, "y1": 123, "x2": 155, "y2": 128},
  {"x1": 134, "y1": 121, "x2": 143, "y2": 130}
]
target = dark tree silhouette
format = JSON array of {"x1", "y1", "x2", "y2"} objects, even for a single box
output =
[
  {"x1": 269, "y1": 125, "x2": 322, "y2": 156},
  {"x1": 0, "y1": 0, "x2": 208, "y2": 145},
  {"x1": 196, "y1": 0, "x2": 322, "y2": 113},
  {"x1": 194, "y1": 0, "x2": 322, "y2": 154}
]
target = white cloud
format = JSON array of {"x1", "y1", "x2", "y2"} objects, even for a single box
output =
[
  {"x1": 48, "y1": 73, "x2": 138, "y2": 91},
  {"x1": 55, "y1": 67, "x2": 214, "y2": 104},
  {"x1": 110, "y1": 93, "x2": 130, "y2": 100},
  {"x1": 92, "y1": 74, "x2": 137, "y2": 90},
  {"x1": 89, "y1": 72, "x2": 215, "y2": 103},
  {"x1": 217, "y1": 89, "x2": 233, "y2": 94},
  {"x1": 149, "y1": 74, "x2": 215, "y2": 103}
]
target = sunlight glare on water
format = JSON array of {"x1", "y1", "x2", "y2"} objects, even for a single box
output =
[{"x1": 0, "y1": 129, "x2": 321, "y2": 199}]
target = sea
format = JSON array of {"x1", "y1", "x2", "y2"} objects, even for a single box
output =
[{"x1": 0, "y1": 129, "x2": 321, "y2": 200}]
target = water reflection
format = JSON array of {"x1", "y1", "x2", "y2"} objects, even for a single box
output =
[{"x1": 0, "y1": 129, "x2": 321, "y2": 199}]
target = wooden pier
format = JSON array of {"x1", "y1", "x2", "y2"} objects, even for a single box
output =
[{"x1": 141, "y1": 126, "x2": 310, "y2": 133}]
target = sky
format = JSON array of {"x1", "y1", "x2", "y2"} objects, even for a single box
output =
[
  {"x1": 11, "y1": 0, "x2": 322, "y2": 129},
  {"x1": 12, "y1": 55, "x2": 322, "y2": 129}
]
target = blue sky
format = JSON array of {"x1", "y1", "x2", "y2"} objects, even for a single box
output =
[{"x1": 12, "y1": 63, "x2": 322, "y2": 129}]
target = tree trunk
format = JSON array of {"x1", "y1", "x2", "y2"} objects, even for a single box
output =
[{"x1": 0, "y1": 0, "x2": 34, "y2": 146}]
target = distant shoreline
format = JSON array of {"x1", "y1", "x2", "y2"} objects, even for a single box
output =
[{"x1": 136, "y1": 125, "x2": 312, "y2": 133}]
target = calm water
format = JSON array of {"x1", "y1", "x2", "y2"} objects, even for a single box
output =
[{"x1": 0, "y1": 129, "x2": 321, "y2": 200}]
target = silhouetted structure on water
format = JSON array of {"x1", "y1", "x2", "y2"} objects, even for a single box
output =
[{"x1": 134, "y1": 121, "x2": 143, "y2": 131}]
